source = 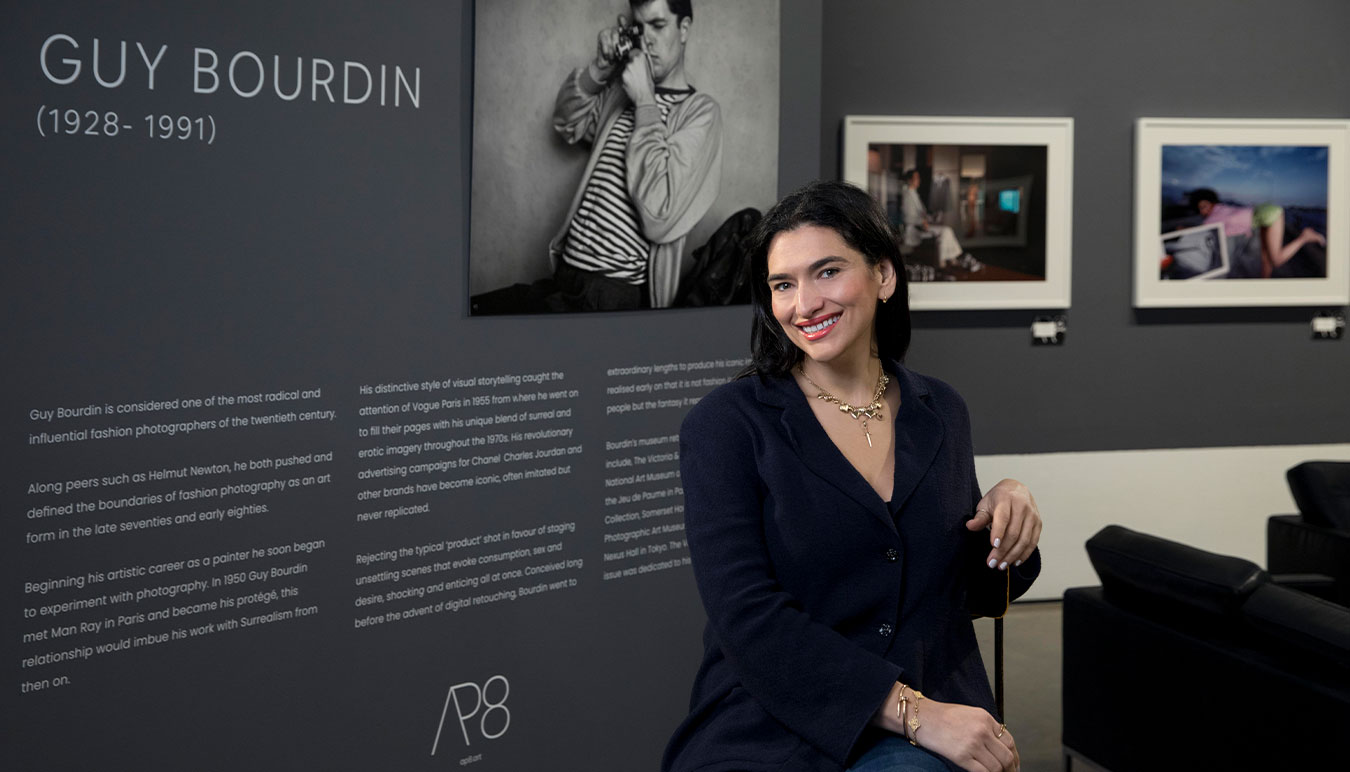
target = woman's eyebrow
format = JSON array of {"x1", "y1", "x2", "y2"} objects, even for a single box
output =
[{"x1": 766, "y1": 256, "x2": 845, "y2": 283}]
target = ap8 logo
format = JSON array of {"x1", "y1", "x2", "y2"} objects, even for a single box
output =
[{"x1": 430, "y1": 674, "x2": 510, "y2": 755}]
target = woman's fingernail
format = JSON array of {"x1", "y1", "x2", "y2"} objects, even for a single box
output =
[
  {"x1": 988, "y1": 559, "x2": 997, "y2": 569},
  {"x1": 993, "y1": 538, "x2": 1001, "y2": 548},
  {"x1": 998, "y1": 561, "x2": 1008, "y2": 571},
  {"x1": 1015, "y1": 559, "x2": 1023, "y2": 567}
]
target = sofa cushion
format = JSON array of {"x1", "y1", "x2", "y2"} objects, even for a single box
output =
[
  {"x1": 1243, "y1": 582, "x2": 1350, "y2": 668},
  {"x1": 1287, "y1": 461, "x2": 1350, "y2": 529},
  {"x1": 1086, "y1": 525, "x2": 1266, "y2": 617}
]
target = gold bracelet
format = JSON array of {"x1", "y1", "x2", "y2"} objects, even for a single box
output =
[
  {"x1": 906, "y1": 688, "x2": 925, "y2": 746},
  {"x1": 894, "y1": 683, "x2": 910, "y2": 737}
]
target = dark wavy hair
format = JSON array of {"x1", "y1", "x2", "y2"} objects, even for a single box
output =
[
  {"x1": 743, "y1": 180, "x2": 911, "y2": 378},
  {"x1": 632, "y1": 0, "x2": 692, "y2": 22},
  {"x1": 1187, "y1": 187, "x2": 1219, "y2": 211}
]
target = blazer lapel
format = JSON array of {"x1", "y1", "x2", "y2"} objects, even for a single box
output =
[
  {"x1": 754, "y1": 369, "x2": 903, "y2": 532},
  {"x1": 888, "y1": 364, "x2": 945, "y2": 513}
]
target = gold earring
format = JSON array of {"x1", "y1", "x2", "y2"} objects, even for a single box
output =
[{"x1": 880, "y1": 294, "x2": 889, "y2": 304}]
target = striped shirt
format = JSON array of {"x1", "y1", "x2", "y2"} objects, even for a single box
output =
[{"x1": 562, "y1": 87, "x2": 693, "y2": 284}]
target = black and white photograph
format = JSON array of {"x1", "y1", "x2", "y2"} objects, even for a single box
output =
[
  {"x1": 1135, "y1": 118, "x2": 1350, "y2": 307},
  {"x1": 844, "y1": 116, "x2": 1073, "y2": 310},
  {"x1": 468, "y1": 0, "x2": 780, "y2": 315},
  {"x1": 1160, "y1": 222, "x2": 1230, "y2": 281}
]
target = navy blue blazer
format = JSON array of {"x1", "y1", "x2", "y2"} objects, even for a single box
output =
[{"x1": 662, "y1": 361, "x2": 1040, "y2": 772}]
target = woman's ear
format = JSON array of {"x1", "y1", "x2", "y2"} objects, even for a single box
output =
[{"x1": 877, "y1": 258, "x2": 897, "y2": 300}]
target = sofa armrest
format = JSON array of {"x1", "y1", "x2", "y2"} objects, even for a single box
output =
[
  {"x1": 1287, "y1": 461, "x2": 1350, "y2": 529},
  {"x1": 1270, "y1": 572, "x2": 1338, "y2": 601},
  {"x1": 1086, "y1": 525, "x2": 1266, "y2": 618},
  {"x1": 1242, "y1": 582, "x2": 1350, "y2": 671},
  {"x1": 1268, "y1": 514, "x2": 1350, "y2": 605}
]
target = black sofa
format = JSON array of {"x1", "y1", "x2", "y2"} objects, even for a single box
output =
[
  {"x1": 1268, "y1": 460, "x2": 1350, "y2": 605},
  {"x1": 1062, "y1": 525, "x2": 1350, "y2": 771}
]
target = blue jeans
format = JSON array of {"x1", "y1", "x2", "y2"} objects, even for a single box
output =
[{"x1": 848, "y1": 735, "x2": 955, "y2": 772}]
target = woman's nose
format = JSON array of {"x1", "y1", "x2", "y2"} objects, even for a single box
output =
[{"x1": 795, "y1": 284, "x2": 822, "y2": 317}]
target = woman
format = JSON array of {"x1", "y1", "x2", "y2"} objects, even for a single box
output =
[
  {"x1": 1189, "y1": 188, "x2": 1326, "y2": 278},
  {"x1": 661, "y1": 181, "x2": 1041, "y2": 772}
]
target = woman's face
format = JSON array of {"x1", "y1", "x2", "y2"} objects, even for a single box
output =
[{"x1": 765, "y1": 225, "x2": 894, "y2": 367}]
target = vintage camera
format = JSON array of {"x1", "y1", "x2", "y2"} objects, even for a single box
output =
[{"x1": 606, "y1": 20, "x2": 644, "y2": 64}]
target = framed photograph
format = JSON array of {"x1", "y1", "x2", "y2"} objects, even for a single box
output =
[
  {"x1": 1134, "y1": 118, "x2": 1350, "y2": 308},
  {"x1": 842, "y1": 116, "x2": 1074, "y2": 310},
  {"x1": 467, "y1": 0, "x2": 780, "y2": 315}
]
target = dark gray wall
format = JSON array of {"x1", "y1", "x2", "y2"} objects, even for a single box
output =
[
  {"x1": 4, "y1": 2, "x2": 823, "y2": 771},
  {"x1": 821, "y1": 0, "x2": 1350, "y2": 455}
]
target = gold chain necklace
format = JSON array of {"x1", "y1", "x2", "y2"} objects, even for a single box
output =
[{"x1": 799, "y1": 364, "x2": 889, "y2": 448}]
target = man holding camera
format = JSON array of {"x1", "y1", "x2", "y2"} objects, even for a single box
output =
[{"x1": 548, "y1": 0, "x2": 722, "y2": 311}]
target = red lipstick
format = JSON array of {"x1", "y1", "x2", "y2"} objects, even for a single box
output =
[{"x1": 796, "y1": 313, "x2": 840, "y2": 341}]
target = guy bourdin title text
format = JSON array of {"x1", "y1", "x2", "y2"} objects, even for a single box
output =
[
  {"x1": 36, "y1": 33, "x2": 421, "y2": 142},
  {"x1": 40, "y1": 34, "x2": 421, "y2": 105}
]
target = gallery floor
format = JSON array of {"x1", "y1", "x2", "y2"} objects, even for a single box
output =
[{"x1": 972, "y1": 600, "x2": 1105, "y2": 772}]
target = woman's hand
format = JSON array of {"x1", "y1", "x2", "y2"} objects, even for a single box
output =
[
  {"x1": 966, "y1": 478, "x2": 1041, "y2": 571},
  {"x1": 917, "y1": 699, "x2": 1019, "y2": 772},
  {"x1": 873, "y1": 686, "x2": 1019, "y2": 771}
]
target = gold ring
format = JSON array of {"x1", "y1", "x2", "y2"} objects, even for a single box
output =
[{"x1": 996, "y1": 724, "x2": 1006, "y2": 738}]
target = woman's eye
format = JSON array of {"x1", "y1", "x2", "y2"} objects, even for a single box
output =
[
  {"x1": 771, "y1": 282, "x2": 790, "y2": 292},
  {"x1": 820, "y1": 268, "x2": 838, "y2": 278}
]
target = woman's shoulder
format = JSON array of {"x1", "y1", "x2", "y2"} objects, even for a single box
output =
[
  {"x1": 892, "y1": 362, "x2": 970, "y2": 415},
  {"x1": 684, "y1": 374, "x2": 764, "y2": 423},
  {"x1": 680, "y1": 372, "x2": 785, "y2": 439},
  {"x1": 890, "y1": 361, "x2": 957, "y2": 397}
]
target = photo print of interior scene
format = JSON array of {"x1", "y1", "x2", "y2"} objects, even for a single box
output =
[
  {"x1": 1160, "y1": 145, "x2": 1328, "y2": 281},
  {"x1": 866, "y1": 143, "x2": 1047, "y2": 283}
]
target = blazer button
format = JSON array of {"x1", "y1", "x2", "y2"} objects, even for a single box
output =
[
  {"x1": 878, "y1": 623, "x2": 893, "y2": 637},
  {"x1": 884, "y1": 548, "x2": 898, "y2": 562}
]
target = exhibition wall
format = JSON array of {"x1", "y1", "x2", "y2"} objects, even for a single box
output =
[
  {"x1": 5, "y1": 0, "x2": 1347, "y2": 769},
  {"x1": 819, "y1": 0, "x2": 1350, "y2": 587},
  {"x1": 3, "y1": 1, "x2": 821, "y2": 769}
]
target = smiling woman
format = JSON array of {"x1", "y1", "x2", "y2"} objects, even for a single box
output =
[
  {"x1": 766, "y1": 226, "x2": 895, "y2": 366},
  {"x1": 766, "y1": 226, "x2": 896, "y2": 452},
  {"x1": 662, "y1": 181, "x2": 1044, "y2": 772}
]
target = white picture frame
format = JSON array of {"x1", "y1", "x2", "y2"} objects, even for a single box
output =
[
  {"x1": 1134, "y1": 117, "x2": 1350, "y2": 308},
  {"x1": 843, "y1": 115, "x2": 1074, "y2": 310}
]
